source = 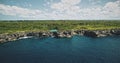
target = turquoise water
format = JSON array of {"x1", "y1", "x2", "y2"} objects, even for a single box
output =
[{"x1": 0, "y1": 36, "x2": 120, "y2": 63}]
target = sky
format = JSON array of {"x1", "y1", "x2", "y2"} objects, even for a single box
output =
[{"x1": 0, "y1": 0, "x2": 120, "y2": 20}]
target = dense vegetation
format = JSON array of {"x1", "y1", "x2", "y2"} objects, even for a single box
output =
[{"x1": 0, "y1": 20, "x2": 120, "y2": 34}]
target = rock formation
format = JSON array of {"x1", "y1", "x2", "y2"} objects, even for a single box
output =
[{"x1": 0, "y1": 29, "x2": 120, "y2": 43}]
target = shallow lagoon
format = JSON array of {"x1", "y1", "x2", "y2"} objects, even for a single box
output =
[{"x1": 0, "y1": 36, "x2": 120, "y2": 63}]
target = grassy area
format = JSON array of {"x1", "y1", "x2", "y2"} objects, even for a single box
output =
[{"x1": 0, "y1": 20, "x2": 120, "y2": 34}]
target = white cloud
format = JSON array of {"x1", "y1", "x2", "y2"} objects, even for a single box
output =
[
  {"x1": 0, "y1": 0, "x2": 120, "y2": 20},
  {"x1": 61, "y1": 0, "x2": 81, "y2": 5},
  {"x1": 50, "y1": 1, "x2": 86, "y2": 19},
  {"x1": 51, "y1": 0, "x2": 81, "y2": 10},
  {"x1": 51, "y1": 0, "x2": 120, "y2": 19},
  {"x1": 102, "y1": 0, "x2": 120, "y2": 18},
  {"x1": 0, "y1": 4, "x2": 42, "y2": 18}
]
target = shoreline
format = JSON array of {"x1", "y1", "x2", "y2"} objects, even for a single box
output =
[{"x1": 0, "y1": 29, "x2": 120, "y2": 43}]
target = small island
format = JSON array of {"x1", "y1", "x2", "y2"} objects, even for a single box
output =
[{"x1": 0, "y1": 20, "x2": 120, "y2": 43}]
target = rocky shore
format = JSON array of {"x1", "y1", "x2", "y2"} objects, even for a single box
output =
[{"x1": 0, "y1": 29, "x2": 120, "y2": 43}]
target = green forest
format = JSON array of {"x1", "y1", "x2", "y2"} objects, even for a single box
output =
[{"x1": 0, "y1": 20, "x2": 120, "y2": 34}]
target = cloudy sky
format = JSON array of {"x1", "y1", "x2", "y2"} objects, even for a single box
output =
[{"x1": 0, "y1": 0, "x2": 120, "y2": 20}]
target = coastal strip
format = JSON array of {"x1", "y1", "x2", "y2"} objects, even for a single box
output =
[{"x1": 0, "y1": 29, "x2": 120, "y2": 43}]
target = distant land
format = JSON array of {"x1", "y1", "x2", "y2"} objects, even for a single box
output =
[
  {"x1": 0, "y1": 20, "x2": 120, "y2": 43},
  {"x1": 0, "y1": 20, "x2": 120, "y2": 34}
]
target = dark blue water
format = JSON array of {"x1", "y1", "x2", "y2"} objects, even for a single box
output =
[{"x1": 0, "y1": 36, "x2": 120, "y2": 63}]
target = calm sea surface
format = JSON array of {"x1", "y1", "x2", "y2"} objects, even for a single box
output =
[{"x1": 0, "y1": 36, "x2": 120, "y2": 63}]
